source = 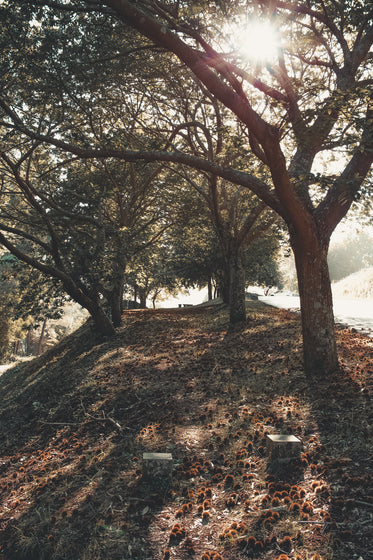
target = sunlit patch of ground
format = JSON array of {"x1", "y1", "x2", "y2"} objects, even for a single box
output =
[{"x1": 0, "y1": 357, "x2": 34, "y2": 376}]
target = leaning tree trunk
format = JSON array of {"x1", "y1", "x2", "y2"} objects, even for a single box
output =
[
  {"x1": 290, "y1": 233, "x2": 338, "y2": 376},
  {"x1": 229, "y1": 250, "x2": 246, "y2": 324},
  {"x1": 85, "y1": 297, "x2": 115, "y2": 336},
  {"x1": 62, "y1": 280, "x2": 115, "y2": 337}
]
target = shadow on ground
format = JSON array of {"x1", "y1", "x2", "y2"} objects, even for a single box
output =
[{"x1": 0, "y1": 303, "x2": 371, "y2": 560}]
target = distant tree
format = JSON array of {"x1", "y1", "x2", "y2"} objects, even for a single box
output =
[
  {"x1": 328, "y1": 232, "x2": 373, "y2": 282},
  {"x1": 0, "y1": 129, "x2": 174, "y2": 334},
  {"x1": 155, "y1": 87, "x2": 280, "y2": 322},
  {"x1": 166, "y1": 197, "x2": 222, "y2": 299},
  {"x1": 121, "y1": 234, "x2": 179, "y2": 309},
  {"x1": 244, "y1": 234, "x2": 282, "y2": 290},
  {"x1": 0, "y1": 252, "x2": 67, "y2": 357},
  {"x1": 167, "y1": 190, "x2": 281, "y2": 305}
]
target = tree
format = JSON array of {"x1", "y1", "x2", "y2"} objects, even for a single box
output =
[
  {"x1": 124, "y1": 245, "x2": 179, "y2": 309},
  {"x1": 0, "y1": 139, "x2": 177, "y2": 333},
  {"x1": 0, "y1": 252, "x2": 67, "y2": 357},
  {"x1": 165, "y1": 189, "x2": 281, "y2": 307},
  {"x1": 328, "y1": 231, "x2": 373, "y2": 281},
  {"x1": 0, "y1": 147, "x2": 117, "y2": 335},
  {"x1": 168, "y1": 205, "x2": 222, "y2": 301},
  {"x1": 99, "y1": 0, "x2": 373, "y2": 376},
  {"x1": 160, "y1": 90, "x2": 279, "y2": 322},
  {"x1": 1, "y1": 0, "x2": 372, "y2": 376},
  {"x1": 0, "y1": 29, "x2": 181, "y2": 332},
  {"x1": 180, "y1": 170, "x2": 278, "y2": 322},
  {"x1": 0, "y1": 3, "x2": 181, "y2": 333}
]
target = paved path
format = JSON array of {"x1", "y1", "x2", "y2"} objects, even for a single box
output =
[
  {"x1": 0, "y1": 357, "x2": 33, "y2": 376},
  {"x1": 260, "y1": 295, "x2": 373, "y2": 337}
]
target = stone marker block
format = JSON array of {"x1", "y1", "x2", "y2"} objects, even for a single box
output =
[
  {"x1": 142, "y1": 452, "x2": 173, "y2": 480},
  {"x1": 266, "y1": 434, "x2": 302, "y2": 462}
]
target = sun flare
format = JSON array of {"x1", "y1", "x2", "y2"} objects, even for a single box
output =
[{"x1": 233, "y1": 20, "x2": 280, "y2": 63}]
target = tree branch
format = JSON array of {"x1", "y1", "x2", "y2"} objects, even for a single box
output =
[
  {"x1": 316, "y1": 96, "x2": 373, "y2": 238},
  {"x1": 0, "y1": 222, "x2": 52, "y2": 253},
  {"x1": 0, "y1": 96, "x2": 283, "y2": 215}
]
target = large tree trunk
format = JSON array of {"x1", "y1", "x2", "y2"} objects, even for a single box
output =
[
  {"x1": 291, "y1": 233, "x2": 338, "y2": 376},
  {"x1": 229, "y1": 250, "x2": 246, "y2": 323},
  {"x1": 110, "y1": 289, "x2": 123, "y2": 327},
  {"x1": 87, "y1": 299, "x2": 116, "y2": 336},
  {"x1": 62, "y1": 281, "x2": 115, "y2": 336}
]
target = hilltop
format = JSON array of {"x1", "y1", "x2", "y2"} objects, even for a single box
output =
[{"x1": 0, "y1": 302, "x2": 372, "y2": 560}]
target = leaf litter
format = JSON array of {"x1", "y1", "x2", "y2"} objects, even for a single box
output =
[{"x1": 0, "y1": 301, "x2": 371, "y2": 560}]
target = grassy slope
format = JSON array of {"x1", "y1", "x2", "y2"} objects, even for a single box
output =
[
  {"x1": 0, "y1": 302, "x2": 372, "y2": 560},
  {"x1": 332, "y1": 267, "x2": 373, "y2": 299}
]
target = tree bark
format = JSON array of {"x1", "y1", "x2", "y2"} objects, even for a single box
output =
[
  {"x1": 37, "y1": 318, "x2": 47, "y2": 355},
  {"x1": 26, "y1": 326, "x2": 33, "y2": 355},
  {"x1": 138, "y1": 287, "x2": 147, "y2": 309},
  {"x1": 108, "y1": 237, "x2": 127, "y2": 327},
  {"x1": 109, "y1": 261, "x2": 125, "y2": 327},
  {"x1": 207, "y1": 277, "x2": 213, "y2": 301},
  {"x1": 290, "y1": 233, "x2": 338, "y2": 376},
  {"x1": 217, "y1": 269, "x2": 230, "y2": 304},
  {"x1": 110, "y1": 288, "x2": 123, "y2": 327},
  {"x1": 229, "y1": 250, "x2": 246, "y2": 323},
  {"x1": 61, "y1": 280, "x2": 115, "y2": 336},
  {"x1": 88, "y1": 300, "x2": 115, "y2": 336}
]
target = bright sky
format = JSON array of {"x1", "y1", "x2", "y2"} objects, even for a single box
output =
[{"x1": 232, "y1": 20, "x2": 280, "y2": 62}]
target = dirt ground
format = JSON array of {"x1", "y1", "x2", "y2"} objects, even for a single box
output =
[{"x1": 0, "y1": 301, "x2": 372, "y2": 560}]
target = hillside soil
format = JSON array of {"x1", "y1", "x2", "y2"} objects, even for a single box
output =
[{"x1": 0, "y1": 301, "x2": 372, "y2": 560}]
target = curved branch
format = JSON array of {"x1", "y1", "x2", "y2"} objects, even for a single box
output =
[
  {"x1": 0, "y1": 230, "x2": 70, "y2": 284},
  {"x1": 102, "y1": 0, "x2": 280, "y2": 152},
  {"x1": 0, "y1": 222, "x2": 52, "y2": 253},
  {"x1": 316, "y1": 97, "x2": 373, "y2": 238},
  {"x1": 0, "y1": 151, "x2": 66, "y2": 269},
  {"x1": 276, "y1": 51, "x2": 307, "y2": 142},
  {"x1": 0, "y1": 99, "x2": 283, "y2": 215},
  {"x1": 236, "y1": 201, "x2": 268, "y2": 248},
  {"x1": 165, "y1": 121, "x2": 214, "y2": 159}
]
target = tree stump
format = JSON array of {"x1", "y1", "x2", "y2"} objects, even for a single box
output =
[
  {"x1": 142, "y1": 452, "x2": 173, "y2": 482},
  {"x1": 266, "y1": 434, "x2": 301, "y2": 462}
]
